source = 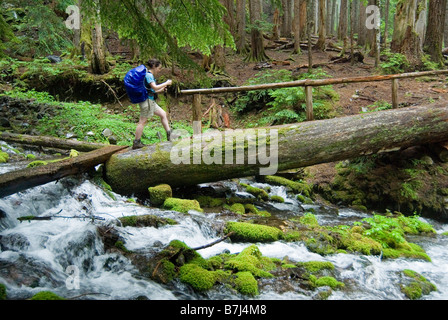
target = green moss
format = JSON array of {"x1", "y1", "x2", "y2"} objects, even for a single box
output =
[
  {"x1": 224, "y1": 245, "x2": 275, "y2": 278},
  {"x1": 310, "y1": 275, "x2": 344, "y2": 290},
  {"x1": 234, "y1": 271, "x2": 259, "y2": 296},
  {"x1": 244, "y1": 203, "x2": 259, "y2": 214},
  {"x1": 0, "y1": 283, "x2": 6, "y2": 300},
  {"x1": 265, "y1": 175, "x2": 312, "y2": 197},
  {"x1": 118, "y1": 214, "x2": 177, "y2": 228},
  {"x1": 269, "y1": 195, "x2": 284, "y2": 203},
  {"x1": 0, "y1": 151, "x2": 8, "y2": 163},
  {"x1": 298, "y1": 261, "x2": 335, "y2": 273},
  {"x1": 400, "y1": 269, "x2": 437, "y2": 300},
  {"x1": 163, "y1": 197, "x2": 202, "y2": 214},
  {"x1": 230, "y1": 203, "x2": 245, "y2": 215},
  {"x1": 27, "y1": 160, "x2": 48, "y2": 168},
  {"x1": 299, "y1": 212, "x2": 319, "y2": 227},
  {"x1": 196, "y1": 195, "x2": 225, "y2": 208},
  {"x1": 225, "y1": 221, "x2": 283, "y2": 243},
  {"x1": 114, "y1": 240, "x2": 132, "y2": 253},
  {"x1": 179, "y1": 263, "x2": 217, "y2": 291},
  {"x1": 30, "y1": 291, "x2": 65, "y2": 300},
  {"x1": 240, "y1": 183, "x2": 269, "y2": 200},
  {"x1": 148, "y1": 184, "x2": 172, "y2": 206}
]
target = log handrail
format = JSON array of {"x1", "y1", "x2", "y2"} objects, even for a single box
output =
[
  {"x1": 182, "y1": 69, "x2": 448, "y2": 133},
  {"x1": 180, "y1": 69, "x2": 448, "y2": 95}
]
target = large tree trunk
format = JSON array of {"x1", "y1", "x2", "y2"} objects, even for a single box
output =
[
  {"x1": 91, "y1": 22, "x2": 109, "y2": 74},
  {"x1": 315, "y1": 0, "x2": 326, "y2": 51},
  {"x1": 424, "y1": 0, "x2": 447, "y2": 66},
  {"x1": 391, "y1": 0, "x2": 425, "y2": 67},
  {"x1": 235, "y1": 0, "x2": 247, "y2": 54},
  {"x1": 246, "y1": 0, "x2": 269, "y2": 61},
  {"x1": 104, "y1": 104, "x2": 448, "y2": 196}
]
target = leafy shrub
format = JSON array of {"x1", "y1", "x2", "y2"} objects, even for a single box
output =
[{"x1": 380, "y1": 49, "x2": 410, "y2": 74}]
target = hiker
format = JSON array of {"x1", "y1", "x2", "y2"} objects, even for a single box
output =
[{"x1": 125, "y1": 59, "x2": 173, "y2": 150}]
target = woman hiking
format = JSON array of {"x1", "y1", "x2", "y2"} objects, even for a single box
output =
[{"x1": 132, "y1": 59, "x2": 173, "y2": 149}]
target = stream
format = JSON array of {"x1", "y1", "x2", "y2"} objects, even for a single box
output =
[{"x1": 1, "y1": 141, "x2": 448, "y2": 303}]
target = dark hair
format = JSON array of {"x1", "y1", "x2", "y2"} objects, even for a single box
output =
[{"x1": 147, "y1": 59, "x2": 161, "y2": 69}]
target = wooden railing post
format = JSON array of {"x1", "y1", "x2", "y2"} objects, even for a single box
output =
[
  {"x1": 392, "y1": 78, "x2": 399, "y2": 108},
  {"x1": 305, "y1": 85, "x2": 314, "y2": 121},
  {"x1": 192, "y1": 94, "x2": 202, "y2": 135}
]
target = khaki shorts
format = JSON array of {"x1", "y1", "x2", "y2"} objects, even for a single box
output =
[{"x1": 139, "y1": 99, "x2": 163, "y2": 119}]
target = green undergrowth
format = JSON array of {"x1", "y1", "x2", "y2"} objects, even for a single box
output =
[
  {"x1": 1, "y1": 88, "x2": 192, "y2": 146},
  {"x1": 224, "y1": 211, "x2": 435, "y2": 261},
  {"x1": 232, "y1": 69, "x2": 339, "y2": 128}
]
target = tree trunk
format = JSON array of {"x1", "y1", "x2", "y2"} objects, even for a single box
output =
[
  {"x1": 0, "y1": 145, "x2": 127, "y2": 198},
  {"x1": 338, "y1": 0, "x2": 348, "y2": 41},
  {"x1": 91, "y1": 22, "x2": 109, "y2": 74},
  {"x1": 236, "y1": 0, "x2": 247, "y2": 54},
  {"x1": 293, "y1": 1, "x2": 301, "y2": 53},
  {"x1": 424, "y1": 0, "x2": 447, "y2": 66},
  {"x1": 315, "y1": 0, "x2": 326, "y2": 51},
  {"x1": 358, "y1": 1, "x2": 367, "y2": 47},
  {"x1": 391, "y1": 0, "x2": 425, "y2": 67},
  {"x1": 299, "y1": 0, "x2": 307, "y2": 41},
  {"x1": 104, "y1": 104, "x2": 448, "y2": 196},
  {"x1": 246, "y1": 0, "x2": 269, "y2": 62}
]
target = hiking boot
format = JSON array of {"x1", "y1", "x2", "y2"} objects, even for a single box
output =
[
  {"x1": 167, "y1": 130, "x2": 172, "y2": 142},
  {"x1": 132, "y1": 139, "x2": 146, "y2": 150}
]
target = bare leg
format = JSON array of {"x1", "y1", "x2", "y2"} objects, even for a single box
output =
[
  {"x1": 154, "y1": 108, "x2": 170, "y2": 133},
  {"x1": 135, "y1": 117, "x2": 148, "y2": 140}
]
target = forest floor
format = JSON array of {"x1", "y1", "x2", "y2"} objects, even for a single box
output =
[{"x1": 136, "y1": 44, "x2": 448, "y2": 127}]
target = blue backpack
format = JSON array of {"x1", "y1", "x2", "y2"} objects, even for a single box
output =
[{"x1": 124, "y1": 65, "x2": 148, "y2": 104}]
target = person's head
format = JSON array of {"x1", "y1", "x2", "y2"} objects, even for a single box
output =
[{"x1": 147, "y1": 59, "x2": 162, "y2": 74}]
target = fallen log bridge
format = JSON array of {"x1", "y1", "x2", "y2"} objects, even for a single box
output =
[{"x1": 104, "y1": 103, "x2": 448, "y2": 196}]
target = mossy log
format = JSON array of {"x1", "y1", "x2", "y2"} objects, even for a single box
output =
[
  {"x1": 0, "y1": 145, "x2": 127, "y2": 198},
  {"x1": 104, "y1": 104, "x2": 448, "y2": 196},
  {"x1": 0, "y1": 132, "x2": 107, "y2": 152}
]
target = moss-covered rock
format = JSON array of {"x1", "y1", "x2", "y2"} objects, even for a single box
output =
[
  {"x1": 225, "y1": 221, "x2": 283, "y2": 243},
  {"x1": 310, "y1": 275, "x2": 344, "y2": 290},
  {"x1": 148, "y1": 184, "x2": 172, "y2": 206},
  {"x1": 0, "y1": 151, "x2": 9, "y2": 163},
  {"x1": 229, "y1": 203, "x2": 245, "y2": 215},
  {"x1": 179, "y1": 263, "x2": 218, "y2": 291},
  {"x1": 399, "y1": 269, "x2": 437, "y2": 300},
  {"x1": 298, "y1": 261, "x2": 335, "y2": 273},
  {"x1": 118, "y1": 214, "x2": 177, "y2": 228},
  {"x1": 233, "y1": 271, "x2": 259, "y2": 296},
  {"x1": 269, "y1": 195, "x2": 285, "y2": 203},
  {"x1": 240, "y1": 183, "x2": 269, "y2": 200},
  {"x1": 163, "y1": 197, "x2": 202, "y2": 214},
  {"x1": 30, "y1": 291, "x2": 65, "y2": 300},
  {"x1": 0, "y1": 283, "x2": 6, "y2": 300},
  {"x1": 196, "y1": 195, "x2": 225, "y2": 208},
  {"x1": 264, "y1": 175, "x2": 312, "y2": 197},
  {"x1": 224, "y1": 245, "x2": 275, "y2": 278}
]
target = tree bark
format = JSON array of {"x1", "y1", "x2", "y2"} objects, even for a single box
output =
[
  {"x1": 424, "y1": 0, "x2": 447, "y2": 66},
  {"x1": 391, "y1": 0, "x2": 425, "y2": 67},
  {"x1": 104, "y1": 104, "x2": 448, "y2": 196},
  {"x1": 246, "y1": 0, "x2": 269, "y2": 61},
  {"x1": 91, "y1": 22, "x2": 109, "y2": 74},
  {"x1": 235, "y1": 0, "x2": 247, "y2": 54},
  {"x1": 0, "y1": 145, "x2": 127, "y2": 198},
  {"x1": 0, "y1": 132, "x2": 108, "y2": 152},
  {"x1": 315, "y1": 0, "x2": 326, "y2": 51}
]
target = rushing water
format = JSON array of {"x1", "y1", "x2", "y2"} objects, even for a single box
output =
[{"x1": 1, "y1": 144, "x2": 448, "y2": 301}]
